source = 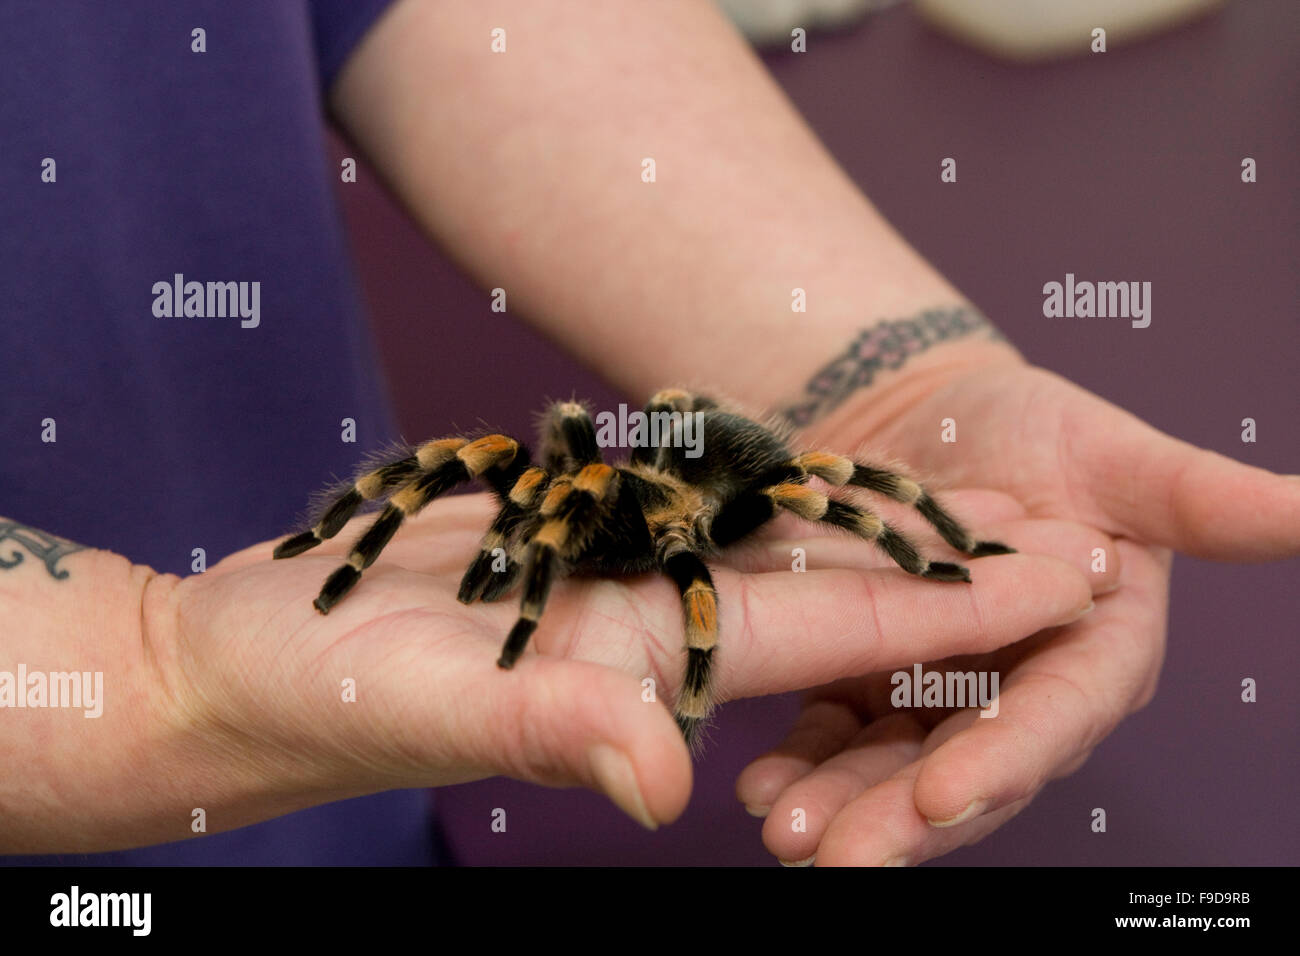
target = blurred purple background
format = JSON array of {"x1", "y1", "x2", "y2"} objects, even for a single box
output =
[{"x1": 330, "y1": 0, "x2": 1298, "y2": 865}]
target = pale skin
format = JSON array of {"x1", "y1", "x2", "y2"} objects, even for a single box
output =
[{"x1": 2, "y1": 0, "x2": 1297, "y2": 862}]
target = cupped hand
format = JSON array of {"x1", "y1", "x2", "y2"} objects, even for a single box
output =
[{"x1": 737, "y1": 357, "x2": 1300, "y2": 865}]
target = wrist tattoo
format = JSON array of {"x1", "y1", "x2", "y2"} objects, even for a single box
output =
[
  {"x1": 0, "y1": 521, "x2": 86, "y2": 580},
  {"x1": 777, "y1": 306, "x2": 1006, "y2": 429}
]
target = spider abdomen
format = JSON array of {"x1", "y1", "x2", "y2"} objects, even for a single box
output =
[{"x1": 660, "y1": 410, "x2": 796, "y2": 500}]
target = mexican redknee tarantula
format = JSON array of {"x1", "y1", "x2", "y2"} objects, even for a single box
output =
[{"x1": 273, "y1": 389, "x2": 1013, "y2": 749}]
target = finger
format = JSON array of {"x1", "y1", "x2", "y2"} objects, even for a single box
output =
[
  {"x1": 764, "y1": 710, "x2": 1012, "y2": 865},
  {"x1": 710, "y1": 552, "x2": 1094, "y2": 702},
  {"x1": 973, "y1": 517, "x2": 1121, "y2": 595},
  {"x1": 793, "y1": 705, "x2": 996, "y2": 864},
  {"x1": 910, "y1": 539, "x2": 1169, "y2": 829},
  {"x1": 757, "y1": 714, "x2": 925, "y2": 865},
  {"x1": 814, "y1": 761, "x2": 1035, "y2": 867},
  {"x1": 906, "y1": 794, "x2": 1036, "y2": 866},
  {"x1": 1067, "y1": 384, "x2": 1300, "y2": 560},
  {"x1": 735, "y1": 697, "x2": 867, "y2": 816}
]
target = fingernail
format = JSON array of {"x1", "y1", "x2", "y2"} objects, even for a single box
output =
[
  {"x1": 780, "y1": 855, "x2": 815, "y2": 867},
  {"x1": 745, "y1": 804, "x2": 771, "y2": 818},
  {"x1": 1059, "y1": 601, "x2": 1094, "y2": 625},
  {"x1": 588, "y1": 744, "x2": 657, "y2": 831},
  {"x1": 928, "y1": 798, "x2": 989, "y2": 828},
  {"x1": 882, "y1": 856, "x2": 910, "y2": 867}
]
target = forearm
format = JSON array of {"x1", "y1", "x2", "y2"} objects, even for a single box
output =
[{"x1": 333, "y1": 0, "x2": 1022, "y2": 429}]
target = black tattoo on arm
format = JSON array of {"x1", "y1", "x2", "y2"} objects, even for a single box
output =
[
  {"x1": 777, "y1": 306, "x2": 1007, "y2": 429},
  {"x1": 0, "y1": 521, "x2": 86, "y2": 580}
]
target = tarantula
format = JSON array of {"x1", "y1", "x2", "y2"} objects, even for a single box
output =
[{"x1": 273, "y1": 389, "x2": 1013, "y2": 748}]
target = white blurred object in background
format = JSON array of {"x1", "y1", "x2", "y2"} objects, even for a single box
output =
[
  {"x1": 914, "y1": 0, "x2": 1227, "y2": 60},
  {"x1": 715, "y1": 0, "x2": 906, "y2": 45}
]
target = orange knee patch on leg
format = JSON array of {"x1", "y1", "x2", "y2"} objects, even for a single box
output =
[
  {"x1": 684, "y1": 584, "x2": 718, "y2": 649},
  {"x1": 390, "y1": 483, "x2": 426, "y2": 514},
  {"x1": 355, "y1": 471, "x2": 386, "y2": 499},
  {"x1": 650, "y1": 388, "x2": 693, "y2": 412},
  {"x1": 539, "y1": 480, "x2": 572, "y2": 517},
  {"x1": 509, "y1": 467, "x2": 547, "y2": 506},
  {"x1": 533, "y1": 520, "x2": 568, "y2": 550},
  {"x1": 795, "y1": 451, "x2": 854, "y2": 486},
  {"x1": 573, "y1": 463, "x2": 617, "y2": 498},
  {"x1": 892, "y1": 477, "x2": 924, "y2": 504},
  {"x1": 852, "y1": 510, "x2": 884, "y2": 538},
  {"x1": 457, "y1": 435, "x2": 519, "y2": 476},
  {"x1": 766, "y1": 483, "x2": 829, "y2": 521},
  {"x1": 416, "y1": 437, "x2": 468, "y2": 470}
]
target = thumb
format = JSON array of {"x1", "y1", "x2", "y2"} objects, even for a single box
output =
[
  {"x1": 1072, "y1": 397, "x2": 1300, "y2": 561},
  {"x1": 413, "y1": 653, "x2": 692, "y2": 830}
]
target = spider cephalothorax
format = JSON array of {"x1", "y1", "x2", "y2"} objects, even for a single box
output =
[{"x1": 273, "y1": 389, "x2": 1013, "y2": 749}]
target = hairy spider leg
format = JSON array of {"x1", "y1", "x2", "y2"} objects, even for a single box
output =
[
  {"x1": 539, "y1": 399, "x2": 604, "y2": 473},
  {"x1": 629, "y1": 388, "x2": 717, "y2": 467},
  {"x1": 659, "y1": 549, "x2": 719, "y2": 750},
  {"x1": 497, "y1": 463, "x2": 621, "y2": 668},
  {"x1": 713, "y1": 480, "x2": 973, "y2": 582},
  {"x1": 792, "y1": 451, "x2": 1015, "y2": 557},
  {"x1": 304, "y1": 435, "x2": 523, "y2": 613},
  {"x1": 457, "y1": 465, "x2": 547, "y2": 603},
  {"x1": 462, "y1": 400, "x2": 606, "y2": 603},
  {"x1": 272, "y1": 446, "x2": 431, "y2": 558}
]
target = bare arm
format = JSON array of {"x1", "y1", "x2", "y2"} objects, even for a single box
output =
[
  {"x1": 330, "y1": 0, "x2": 1023, "y2": 442},
  {"x1": 330, "y1": 1, "x2": 1300, "y2": 869}
]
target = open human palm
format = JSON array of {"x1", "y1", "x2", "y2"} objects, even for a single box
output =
[{"x1": 158, "y1": 442, "x2": 1093, "y2": 835}]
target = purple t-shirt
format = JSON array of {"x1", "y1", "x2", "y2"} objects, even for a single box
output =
[{"x1": 1, "y1": 1, "x2": 446, "y2": 864}]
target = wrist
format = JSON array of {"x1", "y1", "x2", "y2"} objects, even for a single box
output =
[
  {"x1": 129, "y1": 571, "x2": 373, "y2": 850},
  {"x1": 0, "y1": 548, "x2": 339, "y2": 854},
  {"x1": 772, "y1": 305, "x2": 1026, "y2": 449},
  {"x1": 0, "y1": 544, "x2": 172, "y2": 851}
]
